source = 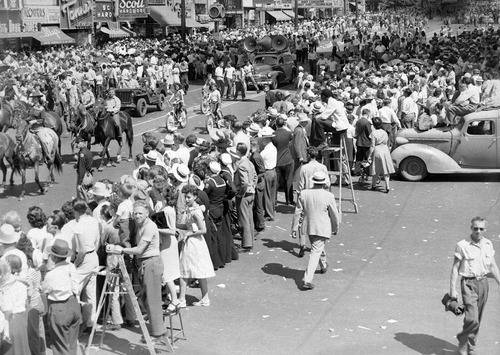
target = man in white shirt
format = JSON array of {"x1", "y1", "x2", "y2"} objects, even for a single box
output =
[
  {"x1": 214, "y1": 62, "x2": 225, "y2": 97},
  {"x1": 447, "y1": 78, "x2": 480, "y2": 125},
  {"x1": 224, "y1": 62, "x2": 235, "y2": 99},
  {"x1": 259, "y1": 127, "x2": 277, "y2": 221}
]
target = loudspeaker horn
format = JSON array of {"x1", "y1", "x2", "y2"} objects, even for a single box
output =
[
  {"x1": 271, "y1": 35, "x2": 288, "y2": 52},
  {"x1": 257, "y1": 36, "x2": 272, "y2": 51},
  {"x1": 244, "y1": 37, "x2": 257, "y2": 52}
]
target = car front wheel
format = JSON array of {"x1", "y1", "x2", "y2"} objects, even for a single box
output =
[
  {"x1": 399, "y1": 156, "x2": 428, "y2": 182},
  {"x1": 136, "y1": 98, "x2": 147, "y2": 117}
]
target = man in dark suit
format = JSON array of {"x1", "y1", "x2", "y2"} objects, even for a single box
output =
[
  {"x1": 234, "y1": 143, "x2": 257, "y2": 250},
  {"x1": 291, "y1": 113, "x2": 310, "y2": 191},
  {"x1": 291, "y1": 171, "x2": 339, "y2": 290},
  {"x1": 263, "y1": 84, "x2": 278, "y2": 109},
  {"x1": 273, "y1": 117, "x2": 294, "y2": 205}
]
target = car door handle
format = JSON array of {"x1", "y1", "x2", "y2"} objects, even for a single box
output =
[{"x1": 488, "y1": 138, "x2": 496, "y2": 149}]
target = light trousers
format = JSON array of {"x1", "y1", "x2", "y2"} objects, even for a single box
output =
[{"x1": 303, "y1": 235, "x2": 327, "y2": 283}]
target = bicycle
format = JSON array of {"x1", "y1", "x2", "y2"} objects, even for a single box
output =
[{"x1": 165, "y1": 100, "x2": 188, "y2": 133}]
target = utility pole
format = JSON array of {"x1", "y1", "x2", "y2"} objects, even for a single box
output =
[
  {"x1": 294, "y1": 0, "x2": 298, "y2": 29},
  {"x1": 181, "y1": 0, "x2": 186, "y2": 41}
]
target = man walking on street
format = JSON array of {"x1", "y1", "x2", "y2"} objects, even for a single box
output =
[
  {"x1": 450, "y1": 216, "x2": 500, "y2": 355},
  {"x1": 291, "y1": 171, "x2": 339, "y2": 290}
]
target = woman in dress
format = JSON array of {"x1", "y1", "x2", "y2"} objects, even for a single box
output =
[
  {"x1": 368, "y1": 117, "x2": 396, "y2": 193},
  {"x1": 157, "y1": 186, "x2": 181, "y2": 314},
  {"x1": 177, "y1": 185, "x2": 215, "y2": 307}
]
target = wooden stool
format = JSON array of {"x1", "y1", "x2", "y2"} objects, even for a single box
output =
[{"x1": 162, "y1": 308, "x2": 186, "y2": 351}]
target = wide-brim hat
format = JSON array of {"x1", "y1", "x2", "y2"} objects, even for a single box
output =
[
  {"x1": 227, "y1": 147, "x2": 239, "y2": 160},
  {"x1": 310, "y1": 171, "x2": 328, "y2": 185},
  {"x1": 248, "y1": 123, "x2": 261, "y2": 135},
  {"x1": 0, "y1": 224, "x2": 20, "y2": 244},
  {"x1": 268, "y1": 108, "x2": 279, "y2": 117},
  {"x1": 47, "y1": 239, "x2": 70, "y2": 258},
  {"x1": 89, "y1": 181, "x2": 111, "y2": 197},
  {"x1": 29, "y1": 90, "x2": 43, "y2": 98},
  {"x1": 145, "y1": 150, "x2": 159, "y2": 162},
  {"x1": 298, "y1": 113, "x2": 311, "y2": 123},
  {"x1": 172, "y1": 163, "x2": 189, "y2": 182},
  {"x1": 258, "y1": 126, "x2": 275, "y2": 138},
  {"x1": 160, "y1": 134, "x2": 175, "y2": 146}
]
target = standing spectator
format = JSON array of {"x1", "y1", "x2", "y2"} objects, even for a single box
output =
[
  {"x1": 72, "y1": 199, "x2": 100, "y2": 332},
  {"x1": 214, "y1": 62, "x2": 225, "y2": 97},
  {"x1": 120, "y1": 201, "x2": 165, "y2": 342},
  {"x1": 450, "y1": 217, "x2": 500, "y2": 355},
  {"x1": 291, "y1": 171, "x2": 339, "y2": 290},
  {"x1": 368, "y1": 117, "x2": 395, "y2": 193},
  {"x1": 26, "y1": 206, "x2": 51, "y2": 252},
  {"x1": 224, "y1": 62, "x2": 235, "y2": 100},
  {"x1": 259, "y1": 127, "x2": 278, "y2": 221},
  {"x1": 354, "y1": 108, "x2": 373, "y2": 181},
  {"x1": 249, "y1": 139, "x2": 266, "y2": 232},
  {"x1": 234, "y1": 143, "x2": 257, "y2": 250},
  {"x1": 179, "y1": 58, "x2": 190, "y2": 93},
  {"x1": 291, "y1": 113, "x2": 310, "y2": 191},
  {"x1": 273, "y1": 117, "x2": 294, "y2": 205},
  {"x1": 41, "y1": 239, "x2": 81, "y2": 355},
  {"x1": 177, "y1": 185, "x2": 215, "y2": 307},
  {"x1": 75, "y1": 136, "x2": 93, "y2": 200}
]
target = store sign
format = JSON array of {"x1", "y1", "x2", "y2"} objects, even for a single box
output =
[
  {"x1": 22, "y1": 6, "x2": 60, "y2": 25},
  {"x1": 0, "y1": 0, "x2": 22, "y2": 10},
  {"x1": 148, "y1": 0, "x2": 165, "y2": 5},
  {"x1": 60, "y1": 0, "x2": 93, "y2": 28},
  {"x1": 297, "y1": 0, "x2": 333, "y2": 7},
  {"x1": 95, "y1": 1, "x2": 114, "y2": 21},
  {"x1": 116, "y1": 0, "x2": 149, "y2": 19},
  {"x1": 23, "y1": 0, "x2": 58, "y2": 6}
]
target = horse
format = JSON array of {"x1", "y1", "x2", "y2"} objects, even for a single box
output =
[
  {"x1": 0, "y1": 132, "x2": 15, "y2": 190},
  {"x1": 68, "y1": 103, "x2": 96, "y2": 155},
  {"x1": 45, "y1": 78, "x2": 70, "y2": 135},
  {"x1": 12, "y1": 118, "x2": 63, "y2": 200},
  {"x1": 93, "y1": 100, "x2": 134, "y2": 171},
  {"x1": 0, "y1": 100, "x2": 14, "y2": 132},
  {"x1": 12, "y1": 102, "x2": 64, "y2": 155}
]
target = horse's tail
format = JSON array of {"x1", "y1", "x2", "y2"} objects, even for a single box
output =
[
  {"x1": 12, "y1": 152, "x2": 22, "y2": 175},
  {"x1": 53, "y1": 150, "x2": 63, "y2": 174}
]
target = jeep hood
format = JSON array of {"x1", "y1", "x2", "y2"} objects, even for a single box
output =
[{"x1": 254, "y1": 64, "x2": 274, "y2": 74}]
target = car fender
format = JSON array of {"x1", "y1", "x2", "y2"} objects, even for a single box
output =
[
  {"x1": 269, "y1": 70, "x2": 284, "y2": 81},
  {"x1": 391, "y1": 143, "x2": 462, "y2": 174}
]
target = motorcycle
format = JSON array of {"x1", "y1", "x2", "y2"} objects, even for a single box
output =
[{"x1": 165, "y1": 100, "x2": 188, "y2": 133}]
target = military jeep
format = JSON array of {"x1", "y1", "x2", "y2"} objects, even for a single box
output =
[{"x1": 114, "y1": 81, "x2": 169, "y2": 117}]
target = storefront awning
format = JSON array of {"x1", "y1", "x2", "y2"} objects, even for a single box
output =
[
  {"x1": 32, "y1": 27, "x2": 75, "y2": 45},
  {"x1": 121, "y1": 26, "x2": 136, "y2": 37},
  {"x1": 100, "y1": 26, "x2": 130, "y2": 38},
  {"x1": 282, "y1": 10, "x2": 303, "y2": 19},
  {"x1": 149, "y1": 6, "x2": 209, "y2": 27},
  {"x1": 266, "y1": 10, "x2": 290, "y2": 21}
]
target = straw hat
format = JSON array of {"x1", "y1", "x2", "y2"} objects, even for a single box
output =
[
  {"x1": 160, "y1": 134, "x2": 175, "y2": 146},
  {"x1": 0, "y1": 224, "x2": 20, "y2": 245},
  {"x1": 172, "y1": 163, "x2": 189, "y2": 182},
  {"x1": 310, "y1": 171, "x2": 328, "y2": 185},
  {"x1": 88, "y1": 181, "x2": 111, "y2": 197},
  {"x1": 248, "y1": 123, "x2": 261, "y2": 135},
  {"x1": 258, "y1": 126, "x2": 275, "y2": 138}
]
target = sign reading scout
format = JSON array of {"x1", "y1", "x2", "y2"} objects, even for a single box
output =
[
  {"x1": 116, "y1": 0, "x2": 149, "y2": 19},
  {"x1": 60, "y1": 0, "x2": 93, "y2": 29}
]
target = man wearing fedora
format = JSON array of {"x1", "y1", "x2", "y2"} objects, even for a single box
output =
[
  {"x1": 0, "y1": 224, "x2": 28, "y2": 276},
  {"x1": 291, "y1": 171, "x2": 339, "y2": 290},
  {"x1": 450, "y1": 216, "x2": 500, "y2": 355},
  {"x1": 234, "y1": 142, "x2": 257, "y2": 250},
  {"x1": 259, "y1": 127, "x2": 278, "y2": 221},
  {"x1": 42, "y1": 239, "x2": 82, "y2": 355}
]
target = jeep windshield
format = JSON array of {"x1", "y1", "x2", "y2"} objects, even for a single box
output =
[{"x1": 254, "y1": 56, "x2": 277, "y2": 65}]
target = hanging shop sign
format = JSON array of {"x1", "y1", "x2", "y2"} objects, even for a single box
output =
[
  {"x1": 95, "y1": 1, "x2": 114, "y2": 21},
  {"x1": 60, "y1": 0, "x2": 93, "y2": 29},
  {"x1": 22, "y1": 6, "x2": 60, "y2": 25},
  {"x1": 116, "y1": 0, "x2": 149, "y2": 19}
]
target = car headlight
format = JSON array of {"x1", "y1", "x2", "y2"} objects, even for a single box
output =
[{"x1": 267, "y1": 73, "x2": 272, "y2": 78}]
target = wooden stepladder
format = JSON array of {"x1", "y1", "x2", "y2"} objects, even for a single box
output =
[
  {"x1": 322, "y1": 134, "x2": 359, "y2": 222},
  {"x1": 86, "y1": 255, "x2": 173, "y2": 354}
]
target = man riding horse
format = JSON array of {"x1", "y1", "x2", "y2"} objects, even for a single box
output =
[
  {"x1": 27, "y1": 91, "x2": 52, "y2": 160},
  {"x1": 105, "y1": 88, "x2": 122, "y2": 140}
]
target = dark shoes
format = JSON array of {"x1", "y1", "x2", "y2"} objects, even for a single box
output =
[
  {"x1": 320, "y1": 262, "x2": 328, "y2": 274},
  {"x1": 123, "y1": 320, "x2": 138, "y2": 328},
  {"x1": 107, "y1": 324, "x2": 121, "y2": 331},
  {"x1": 265, "y1": 217, "x2": 274, "y2": 222},
  {"x1": 298, "y1": 246, "x2": 306, "y2": 258},
  {"x1": 302, "y1": 282, "x2": 315, "y2": 290}
]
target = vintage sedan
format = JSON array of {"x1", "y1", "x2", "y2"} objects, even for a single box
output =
[
  {"x1": 391, "y1": 110, "x2": 500, "y2": 181},
  {"x1": 248, "y1": 52, "x2": 296, "y2": 89}
]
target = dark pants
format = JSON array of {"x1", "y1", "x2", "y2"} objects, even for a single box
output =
[
  {"x1": 237, "y1": 193, "x2": 255, "y2": 248},
  {"x1": 253, "y1": 177, "x2": 265, "y2": 230},
  {"x1": 180, "y1": 73, "x2": 189, "y2": 92},
  {"x1": 47, "y1": 296, "x2": 81, "y2": 355},
  {"x1": 27, "y1": 307, "x2": 43, "y2": 355},
  {"x1": 263, "y1": 169, "x2": 277, "y2": 220},
  {"x1": 276, "y1": 163, "x2": 294, "y2": 204},
  {"x1": 139, "y1": 256, "x2": 164, "y2": 336},
  {"x1": 457, "y1": 278, "x2": 489, "y2": 354}
]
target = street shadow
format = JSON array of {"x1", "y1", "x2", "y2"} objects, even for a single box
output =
[
  {"x1": 261, "y1": 262, "x2": 303, "y2": 289},
  {"x1": 193, "y1": 126, "x2": 209, "y2": 135},
  {"x1": 276, "y1": 204, "x2": 295, "y2": 215},
  {"x1": 393, "y1": 173, "x2": 500, "y2": 183},
  {"x1": 261, "y1": 238, "x2": 299, "y2": 257},
  {"x1": 84, "y1": 331, "x2": 153, "y2": 354},
  {"x1": 394, "y1": 332, "x2": 458, "y2": 355}
]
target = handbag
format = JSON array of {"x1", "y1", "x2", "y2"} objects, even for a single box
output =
[{"x1": 82, "y1": 170, "x2": 94, "y2": 186}]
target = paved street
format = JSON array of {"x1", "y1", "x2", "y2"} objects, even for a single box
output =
[{"x1": 1, "y1": 80, "x2": 500, "y2": 355}]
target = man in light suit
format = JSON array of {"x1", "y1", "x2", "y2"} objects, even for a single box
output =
[
  {"x1": 291, "y1": 171, "x2": 339, "y2": 290},
  {"x1": 234, "y1": 142, "x2": 257, "y2": 250}
]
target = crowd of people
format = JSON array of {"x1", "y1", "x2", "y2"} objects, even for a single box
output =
[{"x1": 2, "y1": 4, "x2": 500, "y2": 354}]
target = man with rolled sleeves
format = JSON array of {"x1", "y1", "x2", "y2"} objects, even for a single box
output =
[
  {"x1": 234, "y1": 143, "x2": 257, "y2": 250},
  {"x1": 259, "y1": 127, "x2": 277, "y2": 221},
  {"x1": 291, "y1": 171, "x2": 339, "y2": 290},
  {"x1": 450, "y1": 216, "x2": 500, "y2": 355}
]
